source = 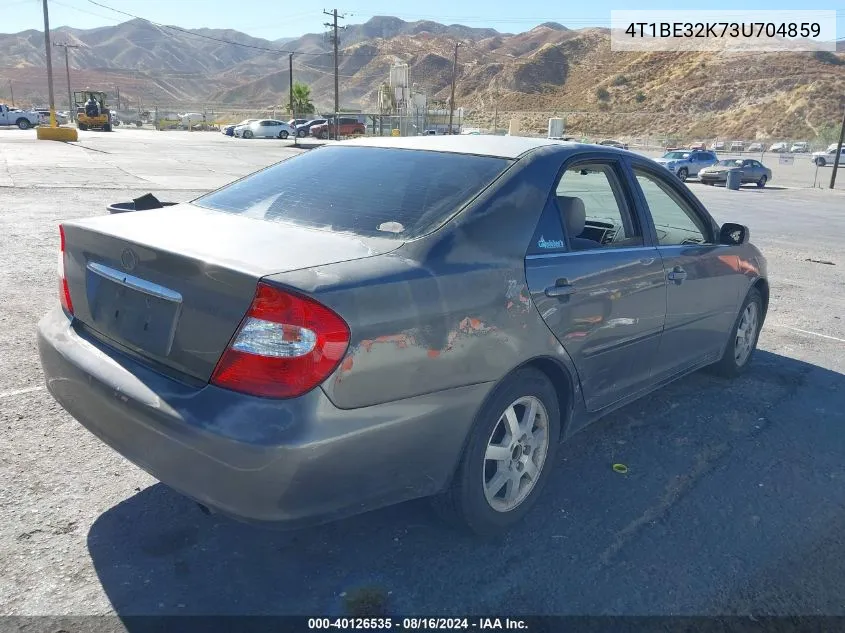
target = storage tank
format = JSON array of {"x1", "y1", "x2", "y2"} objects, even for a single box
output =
[{"x1": 548, "y1": 118, "x2": 565, "y2": 139}]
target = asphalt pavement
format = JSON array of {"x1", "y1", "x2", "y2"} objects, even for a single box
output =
[{"x1": 1, "y1": 129, "x2": 844, "y2": 621}]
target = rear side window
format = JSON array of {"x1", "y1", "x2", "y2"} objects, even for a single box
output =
[{"x1": 194, "y1": 146, "x2": 511, "y2": 239}]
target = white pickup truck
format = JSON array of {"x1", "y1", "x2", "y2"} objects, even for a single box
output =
[
  {"x1": 812, "y1": 144, "x2": 845, "y2": 167},
  {"x1": 0, "y1": 104, "x2": 41, "y2": 129}
]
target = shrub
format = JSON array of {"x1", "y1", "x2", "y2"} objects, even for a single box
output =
[
  {"x1": 596, "y1": 87, "x2": 610, "y2": 101},
  {"x1": 612, "y1": 74, "x2": 628, "y2": 86},
  {"x1": 635, "y1": 91, "x2": 646, "y2": 103},
  {"x1": 813, "y1": 51, "x2": 843, "y2": 65}
]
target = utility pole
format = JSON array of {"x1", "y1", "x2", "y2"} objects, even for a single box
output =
[
  {"x1": 41, "y1": 0, "x2": 56, "y2": 127},
  {"x1": 448, "y1": 41, "x2": 460, "y2": 135},
  {"x1": 323, "y1": 9, "x2": 345, "y2": 140},
  {"x1": 115, "y1": 86, "x2": 120, "y2": 111},
  {"x1": 288, "y1": 53, "x2": 294, "y2": 118},
  {"x1": 8, "y1": 80, "x2": 13, "y2": 107},
  {"x1": 492, "y1": 78, "x2": 499, "y2": 135},
  {"x1": 53, "y1": 42, "x2": 79, "y2": 122},
  {"x1": 829, "y1": 104, "x2": 845, "y2": 190}
]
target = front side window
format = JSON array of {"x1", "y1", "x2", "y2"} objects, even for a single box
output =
[{"x1": 633, "y1": 168, "x2": 712, "y2": 246}]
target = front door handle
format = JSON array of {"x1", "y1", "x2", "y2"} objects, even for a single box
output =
[
  {"x1": 667, "y1": 266, "x2": 688, "y2": 283},
  {"x1": 545, "y1": 280, "x2": 577, "y2": 298}
]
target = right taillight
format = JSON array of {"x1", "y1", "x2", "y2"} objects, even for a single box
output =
[
  {"x1": 210, "y1": 282, "x2": 350, "y2": 399},
  {"x1": 58, "y1": 224, "x2": 74, "y2": 315}
]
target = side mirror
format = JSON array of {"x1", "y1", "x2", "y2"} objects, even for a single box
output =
[{"x1": 719, "y1": 223, "x2": 750, "y2": 246}]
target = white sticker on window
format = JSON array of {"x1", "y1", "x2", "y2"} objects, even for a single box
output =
[{"x1": 537, "y1": 236, "x2": 565, "y2": 249}]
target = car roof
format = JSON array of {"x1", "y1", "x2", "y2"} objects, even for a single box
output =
[{"x1": 339, "y1": 135, "x2": 583, "y2": 159}]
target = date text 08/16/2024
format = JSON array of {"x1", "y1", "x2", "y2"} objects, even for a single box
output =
[{"x1": 307, "y1": 618, "x2": 528, "y2": 630}]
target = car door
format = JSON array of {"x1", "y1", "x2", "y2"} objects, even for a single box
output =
[
  {"x1": 740, "y1": 159, "x2": 758, "y2": 182},
  {"x1": 630, "y1": 162, "x2": 745, "y2": 379},
  {"x1": 524, "y1": 156, "x2": 667, "y2": 412},
  {"x1": 256, "y1": 121, "x2": 272, "y2": 137}
]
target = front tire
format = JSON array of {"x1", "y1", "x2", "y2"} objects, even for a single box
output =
[
  {"x1": 677, "y1": 167, "x2": 688, "y2": 182},
  {"x1": 16, "y1": 118, "x2": 31, "y2": 130},
  {"x1": 815, "y1": 157, "x2": 826, "y2": 167},
  {"x1": 756, "y1": 175, "x2": 767, "y2": 188},
  {"x1": 297, "y1": 128, "x2": 307, "y2": 138},
  {"x1": 432, "y1": 368, "x2": 561, "y2": 536},
  {"x1": 243, "y1": 130, "x2": 253, "y2": 139},
  {"x1": 709, "y1": 288, "x2": 763, "y2": 378},
  {"x1": 279, "y1": 130, "x2": 289, "y2": 139},
  {"x1": 320, "y1": 130, "x2": 329, "y2": 140}
]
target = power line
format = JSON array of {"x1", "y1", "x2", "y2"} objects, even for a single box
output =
[{"x1": 84, "y1": 0, "x2": 356, "y2": 57}]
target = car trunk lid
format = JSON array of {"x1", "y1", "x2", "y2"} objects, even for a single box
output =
[{"x1": 61, "y1": 203, "x2": 401, "y2": 382}]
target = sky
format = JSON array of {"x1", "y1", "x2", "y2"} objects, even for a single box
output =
[{"x1": 2, "y1": 0, "x2": 843, "y2": 41}]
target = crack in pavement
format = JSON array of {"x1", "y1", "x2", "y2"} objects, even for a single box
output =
[{"x1": 598, "y1": 364, "x2": 815, "y2": 567}]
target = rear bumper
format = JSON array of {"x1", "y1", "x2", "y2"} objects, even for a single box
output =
[{"x1": 37, "y1": 308, "x2": 490, "y2": 527}]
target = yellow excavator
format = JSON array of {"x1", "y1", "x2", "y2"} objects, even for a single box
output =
[{"x1": 75, "y1": 90, "x2": 112, "y2": 131}]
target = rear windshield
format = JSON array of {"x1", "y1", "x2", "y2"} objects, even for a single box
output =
[{"x1": 193, "y1": 145, "x2": 511, "y2": 239}]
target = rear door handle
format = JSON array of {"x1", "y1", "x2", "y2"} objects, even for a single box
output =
[
  {"x1": 667, "y1": 267, "x2": 688, "y2": 282},
  {"x1": 545, "y1": 281, "x2": 577, "y2": 298}
]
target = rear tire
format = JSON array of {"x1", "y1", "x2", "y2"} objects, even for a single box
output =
[
  {"x1": 77, "y1": 122, "x2": 88, "y2": 131},
  {"x1": 709, "y1": 288, "x2": 763, "y2": 378},
  {"x1": 431, "y1": 368, "x2": 561, "y2": 537},
  {"x1": 756, "y1": 175, "x2": 767, "y2": 188},
  {"x1": 320, "y1": 130, "x2": 329, "y2": 140},
  {"x1": 815, "y1": 157, "x2": 826, "y2": 167},
  {"x1": 243, "y1": 130, "x2": 253, "y2": 139},
  {"x1": 297, "y1": 128, "x2": 307, "y2": 138},
  {"x1": 103, "y1": 124, "x2": 112, "y2": 132},
  {"x1": 279, "y1": 130, "x2": 289, "y2": 139},
  {"x1": 16, "y1": 118, "x2": 30, "y2": 130}
]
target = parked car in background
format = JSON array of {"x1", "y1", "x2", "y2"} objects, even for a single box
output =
[
  {"x1": 235, "y1": 119, "x2": 295, "y2": 139},
  {"x1": 811, "y1": 144, "x2": 845, "y2": 166},
  {"x1": 223, "y1": 119, "x2": 257, "y2": 137},
  {"x1": 295, "y1": 118, "x2": 328, "y2": 138},
  {"x1": 0, "y1": 104, "x2": 41, "y2": 129},
  {"x1": 729, "y1": 141, "x2": 745, "y2": 152},
  {"x1": 768, "y1": 142, "x2": 787, "y2": 153},
  {"x1": 747, "y1": 142, "x2": 764, "y2": 152},
  {"x1": 689, "y1": 141, "x2": 706, "y2": 150},
  {"x1": 789, "y1": 142, "x2": 809, "y2": 153},
  {"x1": 654, "y1": 149, "x2": 719, "y2": 181},
  {"x1": 38, "y1": 136, "x2": 768, "y2": 536},
  {"x1": 699, "y1": 158, "x2": 772, "y2": 187},
  {"x1": 288, "y1": 118, "x2": 309, "y2": 128},
  {"x1": 597, "y1": 139, "x2": 628, "y2": 149},
  {"x1": 713, "y1": 141, "x2": 726, "y2": 151},
  {"x1": 310, "y1": 117, "x2": 366, "y2": 139},
  {"x1": 35, "y1": 109, "x2": 69, "y2": 125}
]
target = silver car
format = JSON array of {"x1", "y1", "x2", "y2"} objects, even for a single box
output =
[
  {"x1": 654, "y1": 150, "x2": 719, "y2": 182},
  {"x1": 235, "y1": 119, "x2": 295, "y2": 140}
]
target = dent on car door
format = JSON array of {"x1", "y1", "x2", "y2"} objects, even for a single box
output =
[
  {"x1": 524, "y1": 159, "x2": 667, "y2": 413},
  {"x1": 631, "y1": 165, "x2": 744, "y2": 379}
]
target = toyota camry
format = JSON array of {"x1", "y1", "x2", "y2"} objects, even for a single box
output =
[{"x1": 37, "y1": 136, "x2": 768, "y2": 535}]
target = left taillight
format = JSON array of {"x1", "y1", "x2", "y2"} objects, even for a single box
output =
[
  {"x1": 58, "y1": 224, "x2": 74, "y2": 315},
  {"x1": 210, "y1": 282, "x2": 350, "y2": 399}
]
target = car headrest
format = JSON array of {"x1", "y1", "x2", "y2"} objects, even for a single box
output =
[{"x1": 556, "y1": 195, "x2": 586, "y2": 238}]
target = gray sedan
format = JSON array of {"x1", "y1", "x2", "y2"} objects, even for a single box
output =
[
  {"x1": 699, "y1": 158, "x2": 772, "y2": 187},
  {"x1": 37, "y1": 136, "x2": 769, "y2": 535}
]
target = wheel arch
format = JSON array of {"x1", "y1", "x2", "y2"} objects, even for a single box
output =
[
  {"x1": 752, "y1": 276, "x2": 769, "y2": 320},
  {"x1": 440, "y1": 355, "x2": 577, "y2": 492}
]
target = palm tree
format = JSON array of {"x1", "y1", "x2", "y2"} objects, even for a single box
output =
[{"x1": 290, "y1": 82, "x2": 315, "y2": 116}]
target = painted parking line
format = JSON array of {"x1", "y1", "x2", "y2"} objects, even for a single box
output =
[
  {"x1": 773, "y1": 325, "x2": 845, "y2": 344},
  {"x1": 0, "y1": 385, "x2": 46, "y2": 399}
]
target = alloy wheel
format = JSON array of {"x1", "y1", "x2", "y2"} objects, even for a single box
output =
[{"x1": 482, "y1": 396, "x2": 550, "y2": 513}]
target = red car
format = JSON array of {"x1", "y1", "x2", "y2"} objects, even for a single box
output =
[{"x1": 310, "y1": 117, "x2": 366, "y2": 139}]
